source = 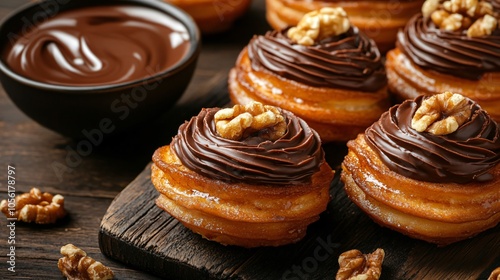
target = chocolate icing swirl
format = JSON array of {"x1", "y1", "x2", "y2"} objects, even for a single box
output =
[
  {"x1": 171, "y1": 108, "x2": 324, "y2": 185},
  {"x1": 3, "y1": 5, "x2": 190, "y2": 86},
  {"x1": 397, "y1": 14, "x2": 500, "y2": 80},
  {"x1": 247, "y1": 27, "x2": 386, "y2": 92},
  {"x1": 365, "y1": 95, "x2": 500, "y2": 183}
]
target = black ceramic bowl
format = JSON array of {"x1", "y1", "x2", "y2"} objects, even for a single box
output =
[{"x1": 0, "y1": 0, "x2": 200, "y2": 138}]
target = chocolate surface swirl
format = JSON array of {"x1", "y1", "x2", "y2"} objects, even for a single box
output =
[
  {"x1": 365, "y1": 95, "x2": 500, "y2": 183},
  {"x1": 247, "y1": 27, "x2": 386, "y2": 91},
  {"x1": 3, "y1": 5, "x2": 190, "y2": 86},
  {"x1": 397, "y1": 14, "x2": 500, "y2": 80},
  {"x1": 171, "y1": 108, "x2": 324, "y2": 185}
]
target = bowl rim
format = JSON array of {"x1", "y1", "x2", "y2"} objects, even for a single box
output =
[{"x1": 0, "y1": 0, "x2": 201, "y2": 93}]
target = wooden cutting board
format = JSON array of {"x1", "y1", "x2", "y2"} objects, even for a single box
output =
[{"x1": 99, "y1": 143, "x2": 500, "y2": 280}]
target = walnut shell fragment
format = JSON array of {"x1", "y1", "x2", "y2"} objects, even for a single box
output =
[
  {"x1": 0, "y1": 187, "x2": 66, "y2": 224},
  {"x1": 336, "y1": 248, "x2": 385, "y2": 280},
  {"x1": 58, "y1": 244, "x2": 114, "y2": 280}
]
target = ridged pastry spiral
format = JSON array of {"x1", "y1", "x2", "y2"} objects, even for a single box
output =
[
  {"x1": 341, "y1": 95, "x2": 500, "y2": 245},
  {"x1": 229, "y1": 25, "x2": 389, "y2": 142},
  {"x1": 265, "y1": 0, "x2": 425, "y2": 52},
  {"x1": 386, "y1": 7, "x2": 500, "y2": 122},
  {"x1": 152, "y1": 106, "x2": 334, "y2": 247}
]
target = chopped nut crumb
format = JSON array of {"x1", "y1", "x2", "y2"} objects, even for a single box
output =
[
  {"x1": 287, "y1": 7, "x2": 351, "y2": 46},
  {"x1": 411, "y1": 92, "x2": 471, "y2": 135},
  {"x1": 0, "y1": 187, "x2": 66, "y2": 224},
  {"x1": 214, "y1": 101, "x2": 286, "y2": 141},
  {"x1": 58, "y1": 244, "x2": 114, "y2": 280},
  {"x1": 336, "y1": 248, "x2": 385, "y2": 280}
]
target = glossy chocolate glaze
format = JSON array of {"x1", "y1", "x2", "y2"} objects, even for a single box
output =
[
  {"x1": 397, "y1": 14, "x2": 500, "y2": 80},
  {"x1": 492, "y1": 0, "x2": 500, "y2": 10},
  {"x1": 247, "y1": 27, "x2": 386, "y2": 92},
  {"x1": 365, "y1": 95, "x2": 500, "y2": 183},
  {"x1": 171, "y1": 108, "x2": 324, "y2": 185},
  {"x1": 3, "y1": 5, "x2": 190, "y2": 86}
]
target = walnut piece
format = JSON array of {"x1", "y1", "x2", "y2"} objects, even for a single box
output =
[
  {"x1": 440, "y1": 12, "x2": 465, "y2": 31},
  {"x1": 489, "y1": 267, "x2": 500, "y2": 280},
  {"x1": 214, "y1": 101, "x2": 286, "y2": 141},
  {"x1": 287, "y1": 7, "x2": 350, "y2": 46},
  {"x1": 421, "y1": 0, "x2": 497, "y2": 37},
  {"x1": 422, "y1": 0, "x2": 441, "y2": 18},
  {"x1": 467, "y1": 14, "x2": 498, "y2": 36},
  {"x1": 0, "y1": 187, "x2": 66, "y2": 224},
  {"x1": 336, "y1": 248, "x2": 385, "y2": 280},
  {"x1": 442, "y1": 0, "x2": 478, "y2": 16},
  {"x1": 411, "y1": 92, "x2": 471, "y2": 135},
  {"x1": 58, "y1": 244, "x2": 114, "y2": 280}
]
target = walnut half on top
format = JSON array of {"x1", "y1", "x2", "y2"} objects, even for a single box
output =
[
  {"x1": 422, "y1": 0, "x2": 498, "y2": 37},
  {"x1": 214, "y1": 101, "x2": 286, "y2": 141},
  {"x1": 287, "y1": 7, "x2": 351, "y2": 46},
  {"x1": 411, "y1": 92, "x2": 472, "y2": 135}
]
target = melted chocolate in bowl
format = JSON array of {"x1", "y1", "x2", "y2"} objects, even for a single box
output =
[{"x1": 3, "y1": 5, "x2": 191, "y2": 86}]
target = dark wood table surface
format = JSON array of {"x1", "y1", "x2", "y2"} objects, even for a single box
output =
[
  {"x1": 0, "y1": 0, "x2": 269, "y2": 278},
  {"x1": 1, "y1": 1, "x2": 499, "y2": 280}
]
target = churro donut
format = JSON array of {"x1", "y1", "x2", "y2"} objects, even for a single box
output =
[
  {"x1": 341, "y1": 92, "x2": 500, "y2": 246},
  {"x1": 265, "y1": 0, "x2": 425, "y2": 52},
  {"x1": 164, "y1": 0, "x2": 251, "y2": 34},
  {"x1": 151, "y1": 102, "x2": 334, "y2": 247},
  {"x1": 229, "y1": 8, "x2": 389, "y2": 143},
  {"x1": 386, "y1": 0, "x2": 500, "y2": 121}
]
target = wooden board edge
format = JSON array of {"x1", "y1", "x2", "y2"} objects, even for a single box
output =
[{"x1": 98, "y1": 228, "x2": 214, "y2": 280}]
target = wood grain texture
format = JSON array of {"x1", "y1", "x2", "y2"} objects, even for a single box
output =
[{"x1": 99, "y1": 150, "x2": 500, "y2": 280}]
